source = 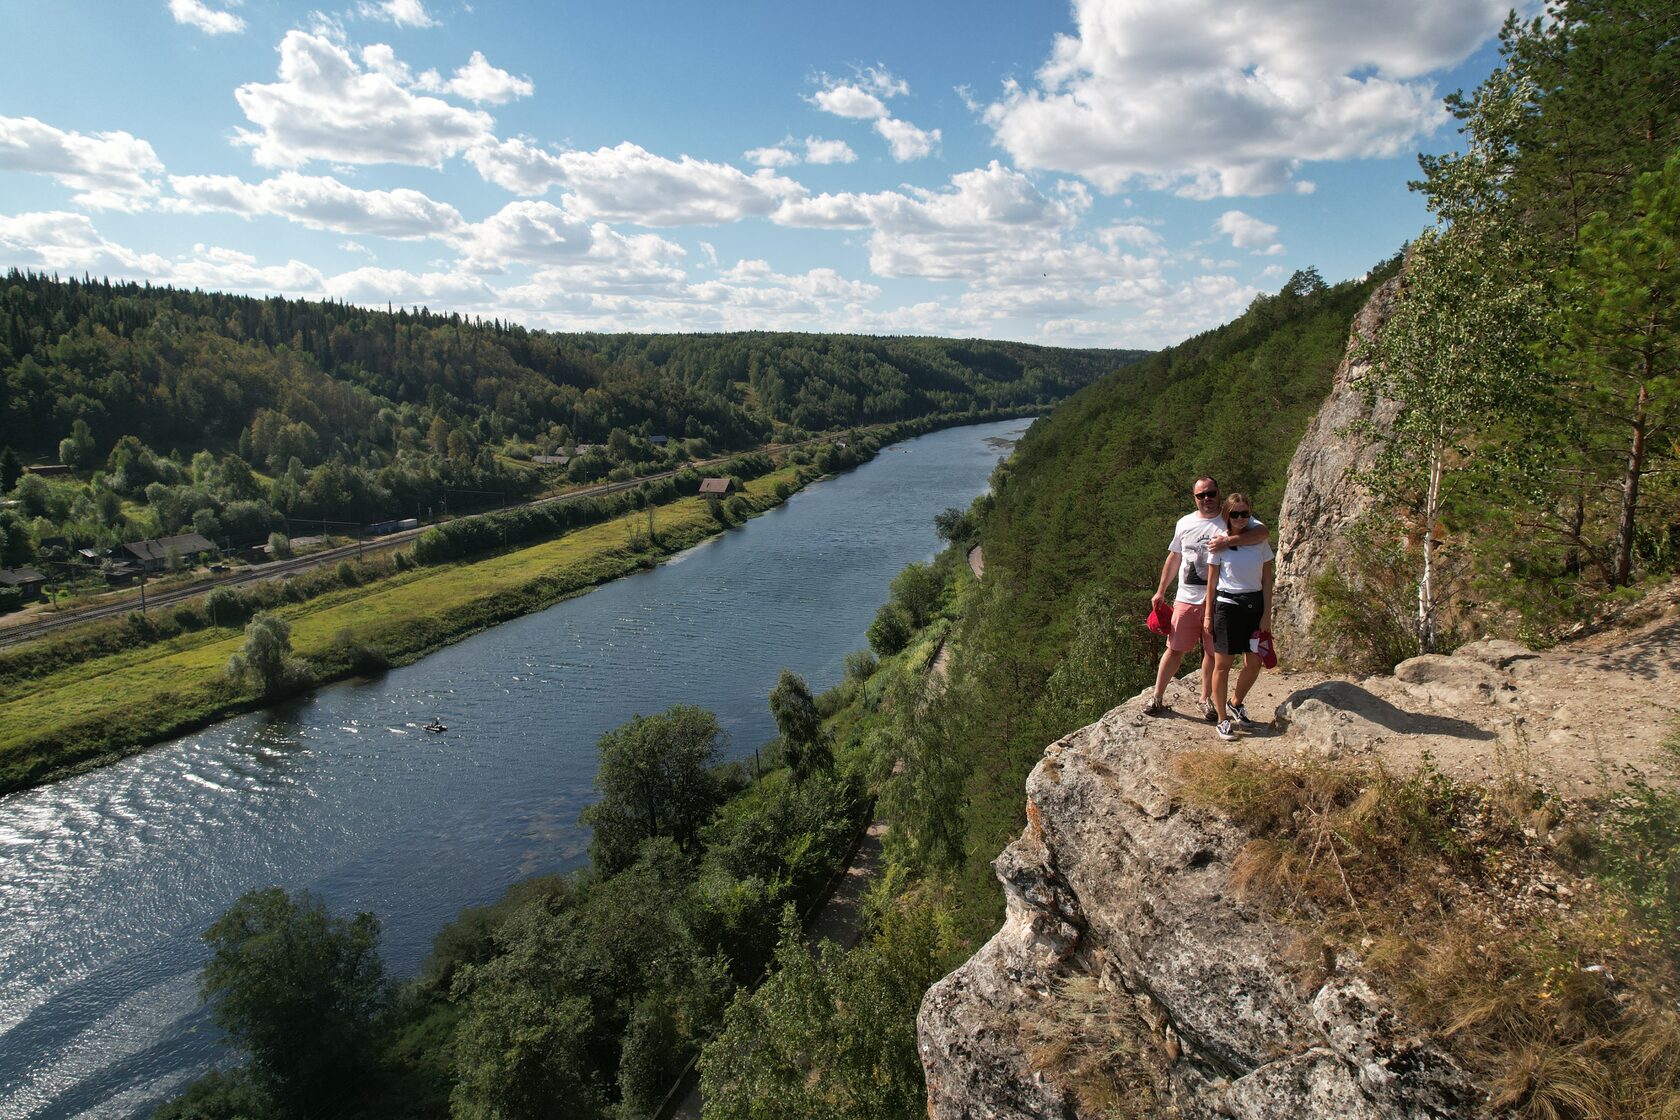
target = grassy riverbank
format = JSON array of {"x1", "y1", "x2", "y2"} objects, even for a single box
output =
[{"x1": 0, "y1": 467, "x2": 809, "y2": 794}]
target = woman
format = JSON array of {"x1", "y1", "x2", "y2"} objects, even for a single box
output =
[{"x1": 1202, "y1": 493, "x2": 1274, "y2": 741}]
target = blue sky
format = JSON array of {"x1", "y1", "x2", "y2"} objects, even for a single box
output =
[{"x1": 0, "y1": 0, "x2": 1518, "y2": 349}]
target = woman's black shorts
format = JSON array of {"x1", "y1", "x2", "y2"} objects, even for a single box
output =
[{"x1": 1211, "y1": 591, "x2": 1264, "y2": 655}]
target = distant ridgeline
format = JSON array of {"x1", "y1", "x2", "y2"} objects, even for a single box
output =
[
  {"x1": 0, "y1": 270, "x2": 1140, "y2": 561},
  {"x1": 0, "y1": 271, "x2": 1135, "y2": 458}
]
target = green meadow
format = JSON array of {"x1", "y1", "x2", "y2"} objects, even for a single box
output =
[{"x1": 0, "y1": 470, "x2": 800, "y2": 793}]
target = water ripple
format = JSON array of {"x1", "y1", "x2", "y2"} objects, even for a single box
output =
[{"x1": 0, "y1": 420, "x2": 1026, "y2": 1117}]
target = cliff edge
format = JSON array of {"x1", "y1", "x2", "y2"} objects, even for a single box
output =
[{"x1": 916, "y1": 585, "x2": 1680, "y2": 1119}]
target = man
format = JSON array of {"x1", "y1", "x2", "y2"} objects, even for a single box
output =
[{"x1": 1144, "y1": 476, "x2": 1268, "y2": 718}]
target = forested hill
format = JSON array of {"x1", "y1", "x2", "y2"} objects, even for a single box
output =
[
  {"x1": 0, "y1": 270, "x2": 1138, "y2": 562},
  {"x1": 886, "y1": 262, "x2": 1400, "y2": 940},
  {"x1": 979, "y1": 263, "x2": 1394, "y2": 668},
  {"x1": 0, "y1": 271, "x2": 1136, "y2": 462}
]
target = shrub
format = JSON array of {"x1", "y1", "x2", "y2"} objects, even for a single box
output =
[
  {"x1": 205, "y1": 586, "x2": 252, "y2": 628},
  {"x1": 843, "y1": 648, "x2": 877, "y2": 682},
  {"x1": 867, "y1": 602, "x2": 913, "y2": 657}
]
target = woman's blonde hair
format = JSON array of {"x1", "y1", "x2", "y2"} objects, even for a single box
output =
[{"x1": 1222, "y1": 493, "x2": 1252, "y2": 521}]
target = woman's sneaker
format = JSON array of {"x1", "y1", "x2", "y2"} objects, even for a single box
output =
[
  {"x1": 1228, "y1": 700, "x2": 1252, "y2": 724},
  {"x1": 1199, "y1": 698, "x2": 1218, "y2": 722},
  {"x1": 1216, "y1": 718, "x2": 1239, "y2": 741},
  {"x1": 1142, "y1": 695, "x2": 1169, "y2": 716}
]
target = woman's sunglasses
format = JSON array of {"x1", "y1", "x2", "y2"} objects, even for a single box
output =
[{"x1": 1229, "y1": 510, "x2": 1251, "y2": 518}]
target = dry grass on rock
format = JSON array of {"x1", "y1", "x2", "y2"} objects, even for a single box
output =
[{"x1": 1176, "y1": 745, "x2": 1680, "y2": 1120}]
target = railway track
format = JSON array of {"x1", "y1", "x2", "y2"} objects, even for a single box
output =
[{"x1": 0, "y1": 436, "x2": 838, "y2": 651}]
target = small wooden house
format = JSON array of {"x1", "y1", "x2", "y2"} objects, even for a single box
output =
[
  {"x1": 0, "y1": 567, "x2": 47, "y2": 600},
  {"x1": 698, "y1": 477, "x2": 735, "y2": 496},
  {"x1": 121, "y1": 532, "x2": 217, "y2": 573}
]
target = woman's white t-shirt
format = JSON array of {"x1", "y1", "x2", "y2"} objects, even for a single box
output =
[{"x1": 1210, "y1": 536, "x2": 1274, "y2": 593}]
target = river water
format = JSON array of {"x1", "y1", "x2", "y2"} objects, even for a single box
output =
[{"x1": 0, "y1": 419, "x2": 1026, "y2": 1119}]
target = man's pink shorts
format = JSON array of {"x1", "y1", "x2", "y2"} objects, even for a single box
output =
[{"x1": 1168, "y1": 600, "x2": 1205, "y2": 653}]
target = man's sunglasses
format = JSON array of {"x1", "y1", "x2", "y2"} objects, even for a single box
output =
[{"x1": 1195, "y1": 490, "x2": 1219, "y2": 500}]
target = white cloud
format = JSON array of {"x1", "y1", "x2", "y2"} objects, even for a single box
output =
[
  {"x1": 326, "y1": 267, "x2": 499, "y2": 308},
  {"x1": 234, "y1": 31, "x2": 494, "y2": 168},
  {"x1": 984, "y1": 0, "x2": 1509, "y2": 196},
  {"x1": 470, "y1": 141, "x2": 809, "y2": 226},
  {"x1": 744, "y1": 144, "x2": 800, "y2": 168},
  {"x1": 1101, "y1": 221, "x2": 1163, "y2": 249},
  {"x1": 811, "y1": 67, "x2": 940, "y2": 162},
  {"x1": 359, "y1": 43, "x2": 412, "y2": 83},
  {"x1": 466, "y1": 136, "x2": 569, "y2": 194},
  {"x1": 531, "y1": 143, "x2": 806, "y2": 226},
  {"x1": 803, "y1": 137, "x2": 856, "y2": 165},
  {"x1": 776, "y1": 161, "x2": 1139, "y2": 284},
  {"x1": 164, "y1": 172, "x2": 467, "y2": 238},
  {"x1": 0, "y1": 211, "x2": 169, "y2": 274},
  {"x1": 416, "y1": 51, "x2": 534, "y2": 104},
  {"x1": 872, "y1": 117, "x2": 939, "y2": 162},
  {"x1": 449, "y1": 200, "x2": 597, "y2": 268},
  {"x1": 173, "y1": 245, "x2": 328, "y2": 294},
  {"x1": 357, "y1": 0, "x2": 436, "y2": 28},
  {"x1": 0, "y1": 115, "x2": 163, "y2": 210},
  {"x1": 1215, "y1": 209, "x2": 1284, "y2": 255},
  {"x1": 167, "y1": 0, "x2": 245, "y2": 35},
  {"x1": 810, "y1": 84, "x2": 888, "y2": 120}
]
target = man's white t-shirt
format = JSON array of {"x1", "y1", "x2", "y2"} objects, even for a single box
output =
[{"x1": 1169, "y1": 512, "x2": 1265, "y2": 605}]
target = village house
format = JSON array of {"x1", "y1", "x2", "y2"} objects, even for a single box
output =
[
  {"x1": 0, "y1": 566, "x2": 47, "y2": 600},
  {"x1": 698, "y1": 477, "x2": 735, "y2": 496},
  {"x1": 121, "y1": 532, "x2": 218, "y2": 573}
]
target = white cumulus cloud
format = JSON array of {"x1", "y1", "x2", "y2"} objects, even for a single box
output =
[
  {"x1": 234, "y1": 31, "x2": 494, "y2": 168},
  {"x1": 873, "y1": 118, "x2": 939, "y2": 162},
  {"x1": 984, "y1": 0, "x2": 1510, "y2": 197},
  {"x1": 811, "y1": 67, "x2": 939, "y2": 162},
  {"x1": 0, "y1": 211, "x2": 168, "y2": 274},
  {"x1": 1215, "y1": 209, "x2": 1284, "y2": 254},
  {"x1": 164, "y1": 172, "x2": 467, "y2": 238},
  {"x1": 744, "y1": 144, "x2": 800, "y2": 168},
  {"x1": 810, "y1": 84, "x2": 888, "y2": 120},
  {"x1": 803, "y1": 137, "x2": 856, "y2": 164},
  {"x1": 167, "y1": 0, "x2": 245, "y2": 35},
  {"x1": 557, "y1": 144, "x2": 804, "y2": 226},
  {"x1": 449, "y1": 200, "x2": 597, "y2": 269},
  {"x1": 357, "y1": 0, "x2": 436, "y2": 28},
  {"x1": 416, "y1": 51, "x2": 534, "y2": 104},
  {"x1": 467, "y1": 135, "x2": 569, "y2": 194},
  {"x1": 0, "y1": 115, "x2": 164, "y2": 210}
]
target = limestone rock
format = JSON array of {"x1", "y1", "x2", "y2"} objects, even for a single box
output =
[
  {"x1": 919, "y1": 699, "x2": 1485, "y2": 1120},
  {"x1": 1272, "y1": 276, "x2": 1402, "y2": 659}
]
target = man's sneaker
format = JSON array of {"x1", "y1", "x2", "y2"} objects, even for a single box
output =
[
  {"x1": 1199, "y1": 697, "x2": 1218, "y2": 722},
  {"x1": 1229, "y1": 700, "x2": 1252, "y2": 724},
  {"x1": 1142, "y1": 694, "x2": 1169, "y2": 717},
  {"x1": 1216, "y1": 718, "x2": 1239, "y2": 741}
]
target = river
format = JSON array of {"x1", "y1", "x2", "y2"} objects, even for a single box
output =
[{"x1": 0, "y1": 418, "x2": 1027, "y2": 1119}]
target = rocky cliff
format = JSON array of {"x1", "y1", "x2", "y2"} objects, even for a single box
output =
[
  {"x1": 915, "y1": 581, "x2": 1680, "y2": 1119},
  {"x1": 1271, "y1": 274, "x2": 1401, "y2": 658},
  {"x1": 914, "y1": 266, "x2": 1680, "y2": 1116}
]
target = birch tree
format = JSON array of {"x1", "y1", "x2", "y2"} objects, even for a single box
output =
[{"x1": 1370, "y1": 76, "x2": 1545, "y2": 650}]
